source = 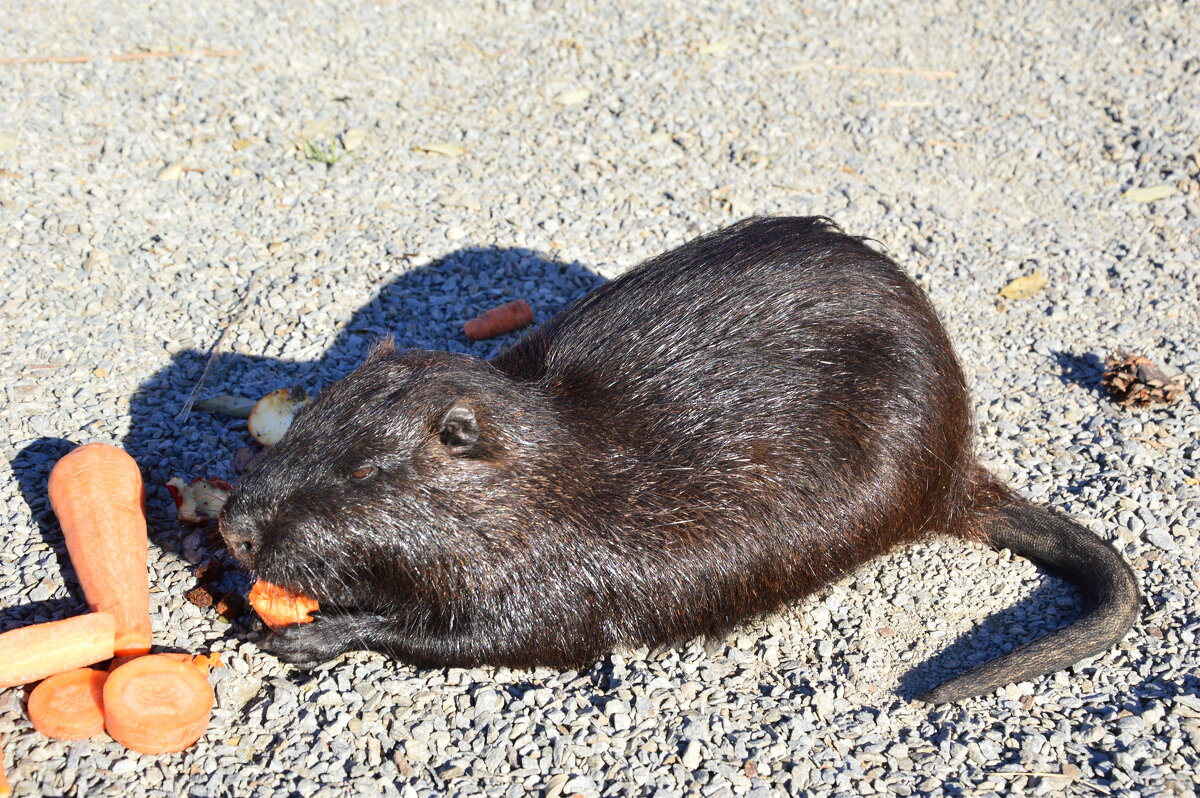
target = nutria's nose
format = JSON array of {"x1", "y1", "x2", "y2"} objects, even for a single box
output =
[{"x1": 218, "y1": 514, "x2": 259, "y2": 566}]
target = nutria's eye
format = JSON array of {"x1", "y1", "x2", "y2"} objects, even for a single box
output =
[{"x1": 350, "y1": 465, "x2": 377, "y2": 480}]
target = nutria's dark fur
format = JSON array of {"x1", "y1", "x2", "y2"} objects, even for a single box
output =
[{"x1": 219, "y1": 216, "x2": 1140, "y2": 702}]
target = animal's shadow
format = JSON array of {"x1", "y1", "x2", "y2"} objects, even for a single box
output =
[
  {"x1": 1052, "y1": 350, "x2": 1107, "y2": 398},
  {"x1": 4, "y1": 246, "x2": 602, "y2": 634},
  {"x1": 1, "y1": 438, "x2": 90, "y2": 632},
  {"x1": 121, "y1": 245, "x2": 603, "y2": 492},
  {"x1": 895, "y1": 577, "x2": 1083, "y2": 701}
]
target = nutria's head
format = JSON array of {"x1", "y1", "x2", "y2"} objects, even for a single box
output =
[{"x1": 218, "y1": 339, "x2": 551, "y2": 612}]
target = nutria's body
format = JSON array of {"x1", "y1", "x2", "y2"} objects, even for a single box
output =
[{"x1": 219, "y1": 217, "x2": 1140, "y2": 702}]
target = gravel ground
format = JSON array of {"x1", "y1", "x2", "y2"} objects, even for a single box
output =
[{"x1": 2, "y1": 0, "x2": 1198, "y2": 796}]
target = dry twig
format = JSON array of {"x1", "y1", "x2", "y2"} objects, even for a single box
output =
[
  {"x1": 779, "y1": 62, "x2": 957, "y2": 80},
  {"x1": 175, "y1": 267, "x2": 265, "y2": 422},
  {"x1": 1, "y1": 49, "x2": 239, "y2": 66},
  {"x1": 990, "y1": 770, "x2": 1110, "y2": 795}
]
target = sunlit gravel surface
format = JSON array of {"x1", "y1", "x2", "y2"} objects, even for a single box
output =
[{"x1": 1, "y1": 1, "x2": 1197, "y2": 796}]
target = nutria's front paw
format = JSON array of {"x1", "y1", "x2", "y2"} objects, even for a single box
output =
[{"x1": 260, "y1": 612, "x2": 353, "y2": 669}]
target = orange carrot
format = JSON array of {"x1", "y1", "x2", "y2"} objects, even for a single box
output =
[
  {"x1": 27, "y1": 667, "x2": 108, "y2": 739},
  {"x1": 103, "y1": 654, "x2": 214, "y2": 754},
  {"x1": 463, "y1": 299, "x2": 534, "y2": 340},
  {"x1": 0, "y1": 735, "x2": 10, "y2": 798},
  {"x1": 106, "y1": 654, "x2": 138, "y2": 672},
  {"x1": 48, "y1": 443, "x2": 152, "y2": 656},
  {"x1": 109, "y1": 652, "x2": 212, "y2": 674},
  {"x1": 0, "y1": 612, "x2": 116, "y2": 688},
  {"x1": 248, "y1": 580, "x2": 319, "y2": 630}
]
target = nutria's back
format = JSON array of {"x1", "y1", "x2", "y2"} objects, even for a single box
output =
[{"x1": 498, "y1": 215, "x2": 981, "y2": 560}]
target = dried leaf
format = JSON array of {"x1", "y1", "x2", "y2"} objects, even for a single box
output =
[
  {"x1": 436, "y1": 191, "x2": 482, "y2": 210},
  {"x1": 698, "y1": 38, "x2": 734, "y2": 55},
  {"x1": 194, "y1": 395, "x2": 257, "y2": 418},
  {"x1": 232, "y1": 138, "x2": 254, "y2": 151},
  {"x1": 299, "y1": 119, "x2": 338, "y2": 140},
  {"x1": 999, "y1": 271, "x2": 1048, "y2": 300},
  {"x1": 415, "y1": 142, "x2": 467, "y2": 157},
  {"x1": 1102, "y1": 351, "x2": 1187, "y2": 408},
  {"x1": 1123, "y1": 184, "x2": 1178, "y2": 203},
  {"x1": 156, "y1": 161, "x2": 184, "y2": 182},
  {"x1": 341, "y1": 128, "x2": 366, "y2": 151},
  {"x1": 552, "y1": 88, "x2": 590, "y2": 106}
]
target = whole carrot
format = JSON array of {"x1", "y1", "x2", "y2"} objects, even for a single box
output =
[
  {"x1": 464, "y1": 299, "x2": 534, "y2": 340},
  {"x1": 0, "y1": 612, "x2": 116, "y2": 688},
  {"x1": 48, "y1": 443, "x2": 152, "y2": 656}
]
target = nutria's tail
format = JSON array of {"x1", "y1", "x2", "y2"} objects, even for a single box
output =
[{"x1": 919, "y1": 495, "x2": 1141, "y2": 703}]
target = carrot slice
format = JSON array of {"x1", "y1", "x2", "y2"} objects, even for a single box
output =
[
  {"x1": 48, "y1": 443, "x2": 152, "y2": 656},
  {"x1": 464, "y1": 299, "x2": 534, "y2": 340},
  {"x1": 103, "y1": 655, "x2": 214, "y2": 754},
  {"x1": 248, "y1": 580, "x2": 319, "y2": 630},
  {"x1": 0, "y1": 612, "x2": 116, "y2": 688},
  {"x1": 27, "y1": 668, "x2": 108, "y2": 740}
]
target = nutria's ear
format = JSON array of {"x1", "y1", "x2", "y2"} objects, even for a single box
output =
[
  {"x1": 438, "y1": 404, "x2": 479, "y2": 453},
  {"x1": 365, "y1": 336, "x2": 397, "y2": 362}
]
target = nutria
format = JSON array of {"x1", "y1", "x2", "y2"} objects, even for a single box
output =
[{"x1": 218, "y1": 216, "x2": 1140, "y2": 702}]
